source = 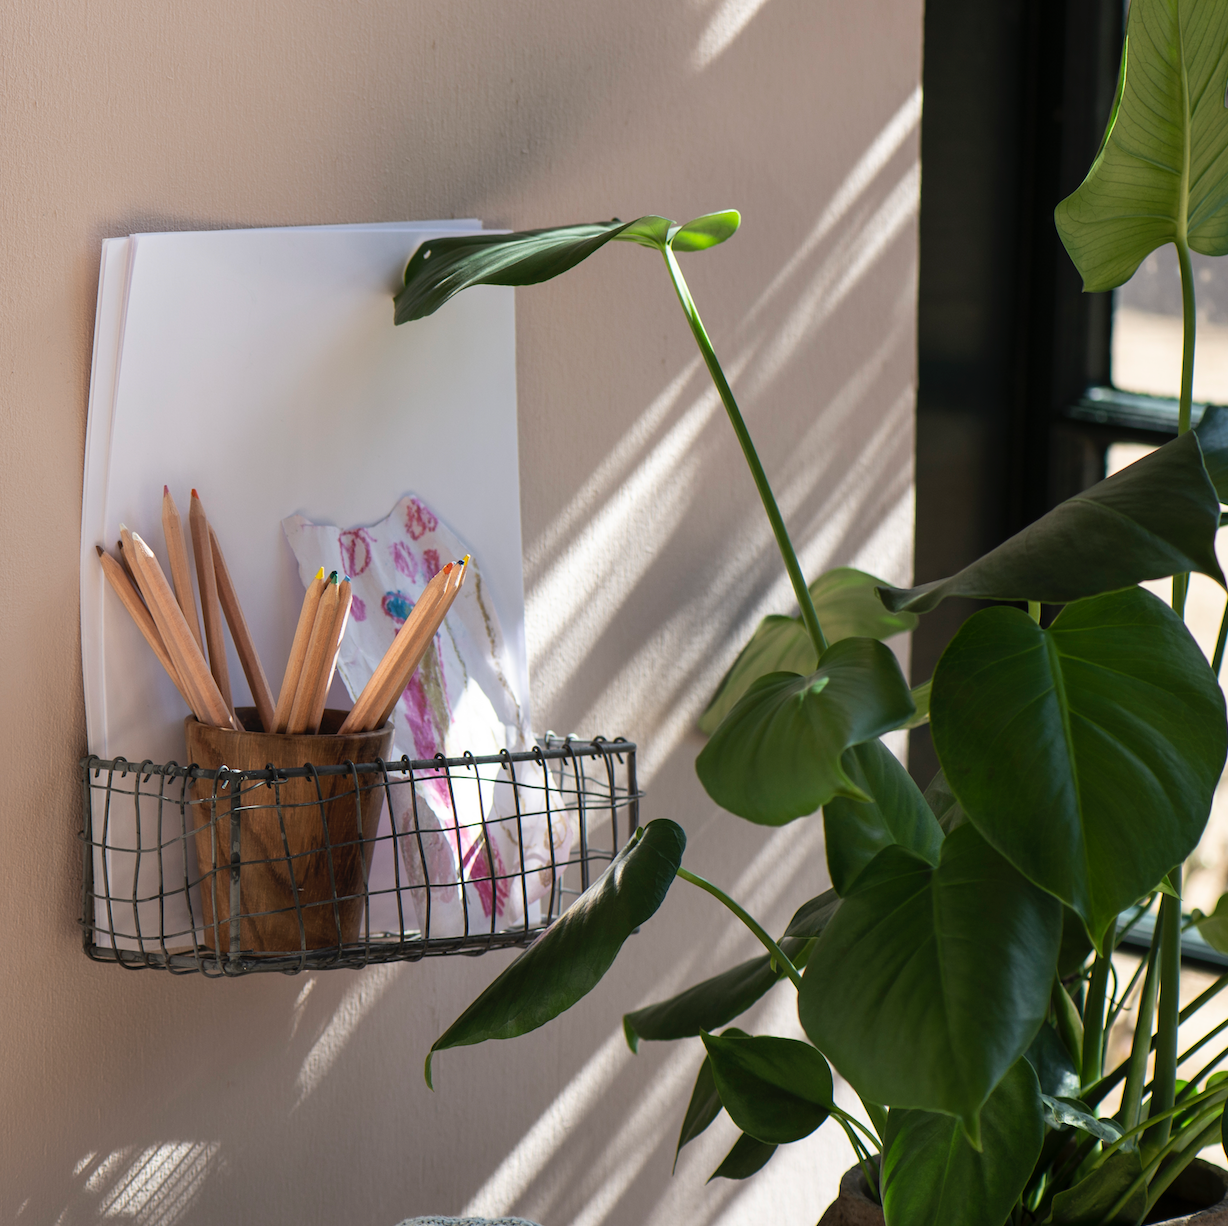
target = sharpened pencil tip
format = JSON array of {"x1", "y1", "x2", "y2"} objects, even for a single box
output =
[
  {"x1": 329, "y1": 571, "x2": 339, "y2": 584},
  {"x1": 164, "y1": 484, "x2": 169, "y2": 495},
  {"x1": 315, "y1": 567, "x2": 324, "y2": 580},
  {"x1": 191, "y1": 488, "x2": 199, "y2": 499},
  {"x1": 95, "y1": 544, "x2": 105, "y2": 557}
]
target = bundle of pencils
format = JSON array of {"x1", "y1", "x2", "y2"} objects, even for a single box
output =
[
  {"x1": 339, "y1": 556, "x2": 468, "y2": 734},
  {"x1": 98, "y1": 491, "x2": 467, "y2": 737},
  {"x1": 97, "y1": 488, "x2": 277, "y2": 732}
]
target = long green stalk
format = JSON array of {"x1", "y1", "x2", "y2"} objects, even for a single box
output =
[
  {"x1": 1119, "y1": 929, "x2": 1161, "y2": 1131},
  {"x1": 1083, "y1": 919, "x2": 1116, "y2": 1087},
  {"x1": 676, "y1": 867, "x2": 803, "y2": 988},
  {"x1": 661, "y1": 246, "x2": 828, "y2": 659},
  {"x1": 1149, "y1": 869, "x2": 1184, "y2": 1146}
]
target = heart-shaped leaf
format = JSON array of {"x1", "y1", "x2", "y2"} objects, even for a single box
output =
[
  {"x1": 823, "y1": 738, "x2": 944, "y2": 895},
  {"x1": 799, "y1": 824, "x2": 1061, "y2": 1141},
  {"x1": 616, "y1": 215, "x2": 675, "y2": 249},
  {"x1": 1049, "y1": 1149, "x2": 1146, "y2": 1225},
  {"x1": 1025, "y1": 1023, "x2": 1081, "y2": 1100},
  {"x1": 878, "y1": 431, "x2": 1223, "y2": 614},
  {"x1": 696, "y1": 638, "x2": 915, "y2": 825},
  {"x1": 930, "y1": 586, "x2": 1226, "y2": 951},
  {"x1": 673, "y1": 1030, "x2": 751, "y2": 1172},
  {"x1": 1193, "y1": 892, "x2": 1228, "y2": 953},
  {"x1": 708, "y1": 1133, "x2": 777, "y2": 1182},
  {"x1": 671, "y1": 210, "x2": 741, "y2": 252},
  {"x1": 699, "y1": 568, "x2": 919, "y2": 735},
  {"x1": 701, "y1": 1031, "x2": 835, "y2": 1144},
  {"x1": 881, "y1": 1059, "x2": 1044, "y2": 1226},
  {"x1": 675, "y1": 1056, "x2": 723, "y2": 1170},
  {"x1": 1054, "y1": 0, "x2": 1228, "y2": 292},
  {"x1": 425, "y1": 819, "x2": 685, "y2": 1086},
  {"x1": 1196, "y1": 404, "x2": 1228, "y2": 501},
  {"x1": 1042, "y1": 1095, "x2": 1124, "y2": 1143}
]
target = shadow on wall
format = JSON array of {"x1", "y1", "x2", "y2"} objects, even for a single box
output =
[{"x1": 15, "y1": 1, "x2": 919, "y2": 1223}]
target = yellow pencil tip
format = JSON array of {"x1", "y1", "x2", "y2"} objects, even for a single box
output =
[{"x1": 315, "y1": 567, "x2": 325, "y2": 580}]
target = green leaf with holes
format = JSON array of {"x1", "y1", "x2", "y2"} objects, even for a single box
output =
[
  {"x1": 878, "y1": 432, "x2": 1223, "y2": 614},
  {"x1": 425, "y1": 820, "x2": 685, "y2": 1086},
  {"x1": 823, "y1": 738, "x2": 944, "y2": 895},
  {"x1": 696, "y1": 638, "x2": 915, "y2": 825},
  {"x1": 701, "y1": 1031, "x2": 835, "y2": 1144},
  {"x1": 881, "y1": 1059, "x2": 1044, "y2": 1226},
  {"x1": 930, "y1": 586, "x2": 1226, "y2": 952},
  {"x1": 1054, "y1": 0, "x2": 1228, "y2": 292},
  {"x1": 699, "y1": 569, "x2": 918, "y2": 735},
  {"x1": 799, "y1": 825, "x2": 1061, "y2": 1143}
]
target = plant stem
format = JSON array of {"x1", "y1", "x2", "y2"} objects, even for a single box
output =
[
  {"x1": 1213, "y1": 598, "x2": 1228, "y2": 678},
  {"x1": 1083, "y1": 919, "x2": 1116, "y2": 1088},
  {"x1": 1142, "y1": 1115, "x2": 1224, "y2": 1217},
  {"x1": 1119, "y1": 927, "x2": 1161, "y2": 1131},
  {"x1": 660, "y1": 246, "x2": 828, "y2": 658},
  {"x1": 1149, "y1": 870, "x2": 1183, "y2": 1146},
  {"x1": 1177, "y1": 239, "x2": 1196, "y2": 437},
  {"x1": 676, "y1": 867, "x2": 803, "y2": 988}
]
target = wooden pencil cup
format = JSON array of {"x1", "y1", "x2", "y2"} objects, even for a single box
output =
[{"x1": 185, "y1": 708, "x2": 393, "y2": 952}]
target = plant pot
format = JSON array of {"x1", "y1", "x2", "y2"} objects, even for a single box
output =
[
  {"x1": 185, "y1": 708, "x2": 393, "y2": 951},
  {"x1": 817, "y1": 1159, "x2": 1228, "y2": 1226}
]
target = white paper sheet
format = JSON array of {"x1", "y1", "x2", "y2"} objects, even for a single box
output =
[{"x1": 79, "y1": 221, "x2": 527, "y2": 948}]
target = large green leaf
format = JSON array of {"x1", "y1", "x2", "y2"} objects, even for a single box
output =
[
  {"x1": 799, "y1": 824, "x2": 1061, "y2": 1141},
  {"x1": 425, "y1": 820, "x2": 685, "y2": 1086},
  {"x1": 675, "y1": 1055, "x2": 723, "y2": 1171},
  {"x1": 878, "y1": 431, "x2": 1223, "y2": 614},
  {"x1": 1054, "y1": 0, "x2": 1228, "y2": 292},
  {"x1": 701, "y1": 1031, "x2": 835, "y2": 1144},
  {"x1": 880, "y1": 1059, "x2": 1044, "y2": 1226},
  {"x1": 696, "y1": 638, "x2": 915, "y2": 825},
  {"x1": 930, "y1": 586, "x2": 1227, "y2": 952},
  {"x1": 823, "y1": 738, "x2": 944, "y2": 895},
  {"x1": 1196, "y1": 403, "x2": 1228, "y2": 501},
  {"x1": 395, "y1": 211, "x2": 740, "y2": 324},
  {"x1": 708, "y1": 1133, "x2": 777, "y2": 1182},
  {"x1": 622, "y1": 891, "x2": 839, "y2": 1049},
  {"x1": 699, "y1": 568, "x2": 918, "y2": 735},
  {"x1": 1048, "y1": 1150, "x2": 1146, "y2": 1225}
]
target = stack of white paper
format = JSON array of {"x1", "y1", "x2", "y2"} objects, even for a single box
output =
[{"x1": 79, "y1": 220, "x2": 529, "y2": 950}]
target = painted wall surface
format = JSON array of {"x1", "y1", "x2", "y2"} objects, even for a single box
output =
[{"x1": 0, "y1": 3, "x2": 921, "y2": 1223}]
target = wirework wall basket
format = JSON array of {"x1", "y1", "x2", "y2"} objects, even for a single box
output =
[{"x1": 79, "y1": 736, "x2": 639, "y2": 977}]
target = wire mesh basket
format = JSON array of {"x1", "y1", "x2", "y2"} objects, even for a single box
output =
[{"x1": 79, "y1": 736, "x2": 639, "y2": 976}]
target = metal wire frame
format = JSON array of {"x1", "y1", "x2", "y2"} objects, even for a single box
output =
[{"x1": 79, "y1": 736, "x2": 639, "y2": 977}]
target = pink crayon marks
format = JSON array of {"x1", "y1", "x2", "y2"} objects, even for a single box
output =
[
  {"x1": 391, "y1": 541, "x2": 419, "y2": 582},
  {"x1": 350, "y1": 595, "x2": 366, "y2": 622},
  {"x1": 405, "y1": 497, "x2": 439, "y2": 540},
  {"x1": 339, "y1": 528, "x2": 375, "y2": 577},
  {"x1": 423, "y1": 548, "x2": 440, "y2": 579}
]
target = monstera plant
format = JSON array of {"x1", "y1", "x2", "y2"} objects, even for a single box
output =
[{"x1": 402, "y1": 2, "x2": 1228, "y2": 1220}]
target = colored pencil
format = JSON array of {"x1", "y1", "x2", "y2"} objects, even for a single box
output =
[
  {"x1": 188, "y1": 489, "x2": 236, "y2": 721},
  {"x1": 123, "y1": 527, "x2": 234, "y2": 729},
  {"x1": 338, "y1": 562, "x2": 453, "y2": 734},
  {"x1": 116, "y1": 538, "x2": 140, "y2": 593},
  {"x1": 97, "y1": 546, "x2": 190, "y2": 705},
  {"x1": 370, "y1": 557, "x2": 468, "y2": 729},
  {"x1": 162, "y1": 486, "x2": 204, "y2": 654},
  {"x1": 286, "y1": 573, "x2": 340, "y2": 735},
  {"x1": 307, "y1": 576, "x2": 352, "y2": 735},
  {"x1": 208, "y1": 518, "x2": 276, "y2": 733},
  {"x1": 272, "y1": 566, "x2": 327, "y2": 733}
]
